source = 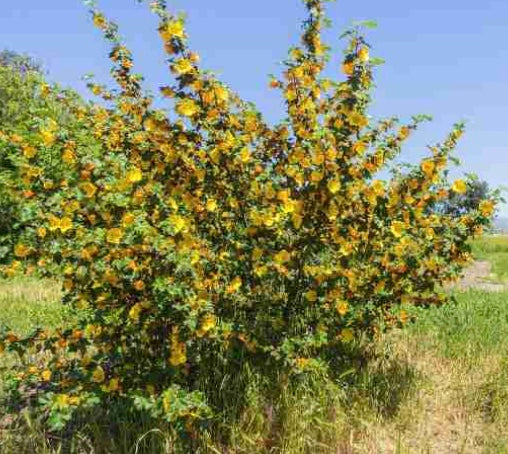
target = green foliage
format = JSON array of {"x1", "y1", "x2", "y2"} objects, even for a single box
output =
[{"x1": 0, "y1": 63, "x2": 86, "y2": 266}]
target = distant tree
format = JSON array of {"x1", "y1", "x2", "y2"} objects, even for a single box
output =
[
  {"x1": 0, "y1": 49, "x2": 42, "y2": 74},
  {"x1": 441, "y1": 176, "x2": 492, "y2": 217}
]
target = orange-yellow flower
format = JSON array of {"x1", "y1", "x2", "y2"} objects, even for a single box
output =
[
  {"x1": 452, "y1": 179, "x2": 467, "y2": 194},
  {"x1": 479, "y1": 200, "x2": 495, "y2": 217},
  {"x1": 226, "y1": 276, "x2": 242, "y2": 294},
  {"x1": 327, "y1": 179, "x2": 341, "y2": 194},
  {"x1": 106, "y1": 228, "x2": 123, "y2": 245},
  {"x1": 336, "y1": 301, "x2": 349, "y2": 316},
  {"x1": 176, "y1": 99, "x2": 199, "y2": 117},
  {"x1": 14, "y1": 243, "x2": 30, "y2": 258},
  {"x1": 342, "y1": 61, "x2": 354, "y2": 76},
  {"x1": 358, "y1": 47, "x2": 369, "y2": 62},
  {"x1": 159, "y1": 20, "x2": 185, "y2": 41},
  {"x1": 92, "y1": 366, "x2": 105, "y2": 383},
  {"x1": 390, "y1": 221, "x2": 405, "y2": 238},
  {"x1": 126, "y1": 168, "x2": 143, "y2": 184}
]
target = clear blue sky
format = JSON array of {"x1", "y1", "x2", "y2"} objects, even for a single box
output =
[{"x1": 2, "y1": 0, "x2": 507, "y2": 213}]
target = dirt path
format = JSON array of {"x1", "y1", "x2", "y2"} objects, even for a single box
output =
[{"x1": 453, "y1": 260, "x2": 507, "y2": 292}]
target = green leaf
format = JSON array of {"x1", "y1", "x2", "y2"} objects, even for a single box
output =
[
  {"x1": 352, "y1": 20, "x2": 378, "y2": 29},
  {"x1": 370, "y1": 57, "x2": 386, "y2": 66}
]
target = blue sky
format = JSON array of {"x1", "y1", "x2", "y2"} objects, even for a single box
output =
[{"x1": 2, "y1": 0, "x2": 507, "y2": 213}]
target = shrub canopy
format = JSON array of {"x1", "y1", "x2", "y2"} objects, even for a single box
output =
[{"x1": 0, "y1": 0, "x2": 496, "y2": 433}]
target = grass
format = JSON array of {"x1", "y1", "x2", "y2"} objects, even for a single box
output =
[
  {"x1": 0, "y1": 237, "x2": 508, "y2": 452},
  {"x1": 471, "y1": 235, "x2": 508, "y2": 283}
]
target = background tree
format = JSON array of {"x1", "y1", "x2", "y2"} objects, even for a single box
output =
[{"x1": 0, "y1": 53, "x2": 83, "y2": 264}]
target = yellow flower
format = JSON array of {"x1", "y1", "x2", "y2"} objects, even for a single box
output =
[
  {"x1": 93, "y1": 13, "x2": 107, "y2": 29},
  {"x1": 176, "y1": 99, "x2": 199, "y2": 117},
  {"x1": 41, "y1": 369, "x2": 52, "y2": 381},
  {"x1": 129, "y1": 303, "x2": 143, "y2": 322},
  {"x1": 327, "y1": 179, "x2": 341, "y2": 194},
  {"x1": 173, "y1": 58, "x2": 193, "y2": 75},
  {"x1": 305, "y1": 290, "x2": 318, "y2": 302},
  {"x1": 200, "y1": 314, "x2": 216, "y2": 334},
  {"x1": 133, "y1": 280, "x2": 145, "y2": 291},
  {"x1": 40, "y1": 129, "x2": 56, "y2": 147},
  {"x1": 311, "y1": 171, "x2": 323, "y2": 183},
  {"x1": 340, "y1": 328, "x2": 354, "y2": 343},
  {"x1": 37, "y1": 226, "x2": 47, "y2": 237},
  {"x1": 336, "y1": 301, "x2": 349, "y2": 316},
  {"x1": 126, "y1": 168, "x2": 143, "y2": 184},
  {"x1": 160, "y1": 20, "x2": 185, "y2": 41},
  {"x1": 170, "y1": 214, "x2": 187, "y2": 234},
  {"x1": 55, "y1": 394, "x2": 70, "y2": 408},
  {"x1": 421, "y1": 160, "x2": 435, "y2": 177},
  {"x1": 81, "y1": 182, "x2": 97, "y2": 198},
  {"x1": 252, "y1": 247, "x2": 263, "y2": 261},
  {"x1": 342, "y1": 61, "x2": 354, "y2": 76},
  {"x1": 479, "y1": 200, "x2": 495, "y2": 217},
  {"x1": 106, "y1": 228, "x2": 123, "y2": 245},
  {"x1": 206, "y1": 199, "x2": 218, "y2": 212},
  {"x1": 22, "y1": 144, "x2": 37, "y2": 158},
  {"x1": 60, "y1": 217, "x2": 73, "y2": 233},
  {"x1": 274, "y1": 249, "x2": 291, "y2": 264},
  {"x1": 239, "y1": 148, "x2": 251, "y2": 163},
  {"x1": 169, "y1": 341, "x2": 187, "y2": 366},
  {"x1": 48, "y1": 215, "x2": 61, "y2": 232},
  {"x1": 390, "y1": 221, "x2": 405, "y2": 238},
  {"x1": 358, "y1": 47, "x2": 370, "y2": 62},
  {"x1": 14, "y1": 243, "x2": 30, "y2": 258},
  {"x1": 452, "y1": 179, "x2": 467, "y2": 194},
  {"x1": 226, "y1": 276, "x2": 242, "y2": 293},
  {"x1": 122, "y1": 212, "x2": 136, "y2": 226},
  {"x1": 92, "y1": 366, "x2": 105, "y2": 383},
  {"x1": 371, "y1": 180, "x2": 385, "y2": 197}
]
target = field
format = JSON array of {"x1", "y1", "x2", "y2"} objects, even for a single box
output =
[{"x1": 1, "y1": 237, "x2": 507, "y2": 453}]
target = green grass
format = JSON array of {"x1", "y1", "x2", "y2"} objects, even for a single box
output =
[
  {"x1": 0, "y1": 278, "x2": 64, "y2": 335},
  {"x1": 1, "y1": 257, "x2": 508, "y2": 452},
  {"x1": 472, "y1": 235, "x2": 508, "y2": 283}
]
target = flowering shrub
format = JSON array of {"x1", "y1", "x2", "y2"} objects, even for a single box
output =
[
  {"x1": 0, "y1": 0, "x2": 496, "y2": 436},
  {"x1": 0, "y1": 63, "x2": 87, "y2": 268}
]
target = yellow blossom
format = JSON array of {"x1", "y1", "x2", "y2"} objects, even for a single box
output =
[
  {"x1": 14, "y1": 243, "x2": 30, "y2": 258},
  {"x1": 81, "y1": 182, "x2": 97, "y2": 198},
  {"x1": 126, "y1": 168, "x2": 143, "y2": 184},
  {"x1": 327, "y1": 179, "x2": 341, "y2": 194},
  {"x1": 305, "y1": 290, "x2": 318, "y2": 302},
  {"x1": 176, "y1": 99, "x2": 199, "y2": 117},
  {"x1": 452, "y1": 179, "x2": 467, "y2": 194},
  {"x1": 106, "y1": 228, "x2": 123, "y2": 245},
  {"x1": 226, "y1": 276, "x2": 242, "y2": 293},
  {"x1": 173, "y1": 58, "x2": 193, "y2": 75},
  {"x1": 336, "y1": 301, "x2": 349, "y2": 316},
  {"x1": 274, "y1": 249, "x2": 291, "y2": 264},
  {"x1": 41, "y1": 370, "x2": 52, "y2": 381},
  {"x1": 342, "y1": 61, "x2": 354, "y2": 76},
  {"x1": 479, "y1": 200, "x2": 495, "y2": 217},
  {"x1": 340, "y1": 328, "x2": 354, "y2": 342},
  {"x1": 160, "y1": 20, "x2": 185, "y2": 41},
  {"x1": 206, "y1": 199, "x2": 218, "y2": 212},
  {"x1": 358, "y1": 47, "x2": 370, "y2": 62},
  {"x1": 92, "y1": 366, "x2": 105, "y2": 383},
  {"x1": 390, "y1": 221, "x2": 405, "y2": 238}
]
